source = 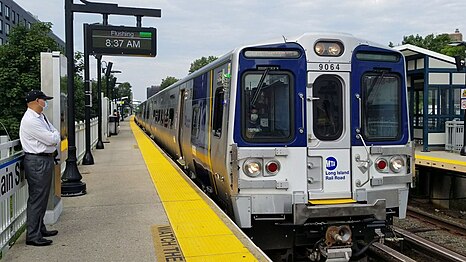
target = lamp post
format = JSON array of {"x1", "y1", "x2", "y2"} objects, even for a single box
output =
[
  {"x1": 95, "y1": 55, "x2": 104, "y2": 149},
  {"x1": 451, "y1": 41, "x2": 466, "y2": 156}
]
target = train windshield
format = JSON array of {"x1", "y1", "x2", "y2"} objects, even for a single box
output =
[
  {"x1": 362, "y1": 72, "x2": 401, "y2": 140},
  {"x1": 242, "y1": 71, "x2": 294, "y2": 142}
]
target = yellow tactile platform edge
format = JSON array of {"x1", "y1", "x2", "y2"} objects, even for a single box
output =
[
  {"x1": 415, "y1": 154, "x2": 466, "y2": 172},
  {"x1": 130, "y1": 118, "x2": 258, "y2": 261}
]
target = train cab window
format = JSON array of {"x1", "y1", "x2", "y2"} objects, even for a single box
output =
[
  {"x1": 362, "y1": 73, "x2": 401, "y2": 140},
  {"x1": 242, "y1": 71, "x2": 293, "y2": 142},
  {"x1": 213, "y1": 87, "x2": 224, "y2": 137},
  {"x1": 312, "y1": 75, "x2": 343, "y2": 140}
]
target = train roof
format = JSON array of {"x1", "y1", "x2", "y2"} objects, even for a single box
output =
[{"x1": 148, "y1": 32, "x2": 398, "y2": 100}]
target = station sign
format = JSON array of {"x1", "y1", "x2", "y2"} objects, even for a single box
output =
[{"x1": 88, "y1": 25, "x2": 157, "y2": 57}]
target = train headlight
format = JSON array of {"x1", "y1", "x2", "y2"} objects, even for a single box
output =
[
  {"x1": 243, "y1": 159, "x2": 262, "y2": 177},
  {"x1": 389, "y1": 156, "x2": 405, "y2": 173},
  {"x1": 314, "y1": 41, "x2": 344, "y2": 56}
]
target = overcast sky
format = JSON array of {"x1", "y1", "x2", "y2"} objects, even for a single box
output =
[{"x1": 15, "y1": 0, "x2": 466, "y2": 101}]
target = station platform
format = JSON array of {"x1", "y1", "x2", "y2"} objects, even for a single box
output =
[
  {"x1": 415, "y1": 147, "x2": 466, "y2": 173},
  {"x1": 3, "y1": 118, "x2": 268, "y2": 261}
]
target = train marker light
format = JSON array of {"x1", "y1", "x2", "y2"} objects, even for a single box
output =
[
  {"x1": 265, "y1": 160, "x2": 280, "y2": 176},
  {"x1": 375, "y1": 158, "x2": 388, "y2": 172}
]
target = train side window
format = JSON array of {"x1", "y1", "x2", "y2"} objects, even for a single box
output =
[
  {"x1": 212, "y1": 87, "x2": 224, "y2": 137},
  {"x1": 164, "y1": 109, "x2": 169, "y2": 127},
  {"x1": 192, "y1": 107, "x2": 200, "y2": 139},
  {"x1": 312, "y1": 75, "x2": 343, "y2": 140},
  {"x1": 169, "y1": 108, "x2": 174, "y2": 129}
]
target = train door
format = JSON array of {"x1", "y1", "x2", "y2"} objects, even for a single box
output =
[
  {"x1": 307, "y1": 70, "x2": 352, "y2": 200},
  {"x1": 177, "y1": 83, "x2": 193, "y2": 168},
  {"x1": 209, "y1": 64, "x2": 231, "y2": 209},
  {"x1": 177, "y1": 88, "x2": 187, "y2": 164}
]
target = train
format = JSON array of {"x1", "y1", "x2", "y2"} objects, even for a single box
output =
[{"x1": 135, "y1": 32, "x2": 413, "y2": 262}]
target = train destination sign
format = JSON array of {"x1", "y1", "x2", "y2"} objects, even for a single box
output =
[{"x1": 88, "y1": 25, "x2": 157, "y2": 57}]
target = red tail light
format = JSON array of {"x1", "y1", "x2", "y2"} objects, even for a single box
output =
[
  {"x1": 375, "y1": 158, "x2": 388, "y2": 172},
  {"x1": 265, "y1": 160, "x2": 280, "y2": 175}
]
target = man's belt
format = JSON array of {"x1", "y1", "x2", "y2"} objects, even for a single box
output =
[{"x1": 25, "y1": 152, "x2": 54, "y2": 157}]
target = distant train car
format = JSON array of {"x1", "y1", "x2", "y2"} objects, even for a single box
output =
[{"x1": 135, "y1": 32, "x2": 413, "y2": 262}]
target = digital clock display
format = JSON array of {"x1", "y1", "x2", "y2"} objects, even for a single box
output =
[{"x1": 88, "y1": 25, "x2": 157, "y2": 57}]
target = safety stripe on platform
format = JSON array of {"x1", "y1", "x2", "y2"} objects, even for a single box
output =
[
  {"x1": 130, "y1": 118, "x2": 258, "y2": 261},
  {"x1": 415, "y1": 154, "x2": 466, "y2": 172}
]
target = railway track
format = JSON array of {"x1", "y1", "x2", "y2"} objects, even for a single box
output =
[
  {"x1": 406, "y1": 206, "x2": 466, "y2": 236},
  {"x1": 368, "y1": 226, "x2": 466, "y2": 262}
]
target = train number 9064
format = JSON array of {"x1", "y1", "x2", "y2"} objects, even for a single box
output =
[{"x1": 318, "y1": 63, "x2": 340, "y2": 71}]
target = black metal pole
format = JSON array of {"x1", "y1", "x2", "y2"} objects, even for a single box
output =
[
  {"x1": 62, "y1": 0, "x2": 86, "y2": 196},
  {"x1": 95, "y1": 55, "x2": 104, "y2": 149},
  {"x1": 82, "y1": 24, "x2": 94, "y2": 165}
]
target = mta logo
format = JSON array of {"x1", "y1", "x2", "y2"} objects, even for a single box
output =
[{"x1": 326, "y1": 157, "x2": 338, "y2": 171}]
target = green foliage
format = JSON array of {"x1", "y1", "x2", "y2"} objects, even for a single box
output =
[
  {"x1": 440, "y1": 45, "x2": 466, "y2": 59},
  {"x1": 73, "y1": 52, "x2": 85, "y2": 122},
  {"x1": 114, "y1": 82, "x2": 132, "y2": 101},
  {"x1": 160, "y1": 76, "x2": 179, "y2": 90},
  {"x1": 0, "y1": 22, "x2": 59, "y2": 139},
  {"x1": 402, "y1": 33, "x2": 466, "y2": 59},
  {"x1": 189, "y1": 56, "x2": 218, "y2": 73}
]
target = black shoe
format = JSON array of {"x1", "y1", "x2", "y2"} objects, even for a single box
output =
[
  {"x1": 42, "y1": 230, "x2": 58, "y2": 237},
  {"x1": 26, "y1": 238, "x2": 53, "y2": 246}
]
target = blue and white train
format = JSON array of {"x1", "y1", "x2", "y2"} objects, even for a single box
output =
[{"x1": 135, "y1": 33, "x2": 413, "y2": 261}]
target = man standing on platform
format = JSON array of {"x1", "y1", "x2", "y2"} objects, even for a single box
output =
[{"x1": 20, "y1": 90, "x2": 59, "y2": 246}]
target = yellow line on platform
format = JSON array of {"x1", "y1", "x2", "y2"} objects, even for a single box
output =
[
  {"x1": 415, "y1": 154, "x2": 466, "y2": 172},
  {"x1": 130, "y1": 117, "x2": 258, "y2": 261}
]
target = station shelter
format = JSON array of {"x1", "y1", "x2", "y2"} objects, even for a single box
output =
[{"x1": 394, "y1": 44, "x2": 466, "y2": 151}]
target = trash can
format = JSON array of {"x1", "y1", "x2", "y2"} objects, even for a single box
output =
[{"x1": 108, "y1": 116, "x2": 119, "y2": 135}]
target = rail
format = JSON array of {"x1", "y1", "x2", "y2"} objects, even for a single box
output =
[
  {"x1": 393, "y1": 226, "x2": 466, "y2": 262},
  {"x1": 0, "y1": 117, "x2": 98, "y2": 257},
  {"x1": 445, "y1": 120, "x2": 464, "y2": 152}
]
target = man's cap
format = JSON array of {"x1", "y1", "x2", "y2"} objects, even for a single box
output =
[{"x1": 25, "y1": 90, "x2": 53, "y2": 103}]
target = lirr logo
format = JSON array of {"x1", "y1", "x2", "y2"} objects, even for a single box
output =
[{"x1": 326, "y1": 157, "x2": 337, "y2": 171}]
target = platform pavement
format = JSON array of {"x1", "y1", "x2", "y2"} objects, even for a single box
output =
[{"x1": 4, "y1": 120, "x2": 170, "y2": 261}]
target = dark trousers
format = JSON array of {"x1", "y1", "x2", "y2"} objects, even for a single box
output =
[{"x1": 24, "y1": 154, "x2": 54, "y2": 241}]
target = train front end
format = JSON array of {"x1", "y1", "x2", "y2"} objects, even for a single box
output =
[{"x1": 230, "y1": 33, "x2": 413, "y2": 261}]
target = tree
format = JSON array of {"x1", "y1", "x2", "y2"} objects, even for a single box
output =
[
  {"x1": 115, "y1": 82, "x2": 132, "y2": 101},
  {"x1": 160, "y1": 76, "x2": 179, "y2": 90},
  {"x1": 401, "y1": 33, "x2": 466, "y2": 59},
  {"x1": 189, "y1": 56, "x2": 218, "y2": 73},
  {"x1": 0, "y1": 22, "x2": 59, "y2": 139}
]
